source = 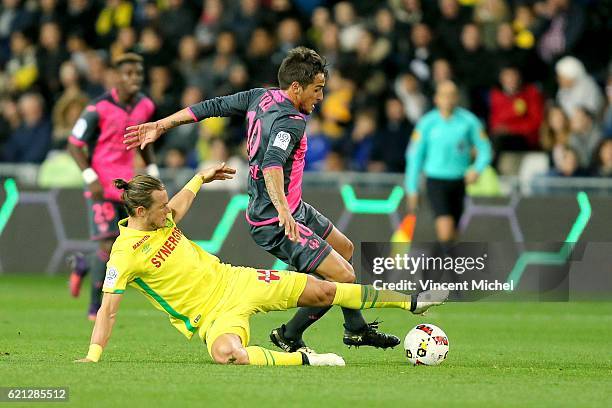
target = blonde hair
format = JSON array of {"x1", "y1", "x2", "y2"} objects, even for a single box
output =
[{"x1": 114, "y1": 175, "x2": 164, "y2": 216}]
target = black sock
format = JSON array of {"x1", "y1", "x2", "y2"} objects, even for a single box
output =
[
  {"x1": 283, "y1": 306, "x2": 332, "y2": 340},
  {"x1": 89, "y1": 250, "x2": 108, "y2": 314},
  {"x1": 341, "y1": 307, "x2": 368, "y2": 332}
]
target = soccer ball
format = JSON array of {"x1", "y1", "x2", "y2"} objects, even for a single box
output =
[{"x1": 404, "y1": 323, "x2": 449, "y2": 366}]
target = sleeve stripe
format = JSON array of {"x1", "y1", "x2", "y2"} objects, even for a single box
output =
[
  {"x1": 68, "y1": 135, "x2": 87, "y2": 147},
  {"x1": 186, "y1": 106, "x2": 198, "y2": 122}
]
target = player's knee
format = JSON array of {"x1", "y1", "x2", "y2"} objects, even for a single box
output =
[
  {"x1": 337, "y1": 264, "x2": 355, "y2": 283},
  {"x1": 211, "y1": 342, "x2": 248, "y2": 365}
]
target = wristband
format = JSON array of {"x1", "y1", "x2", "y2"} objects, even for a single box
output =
[
  {"x1": 146, "y1": 164, "x2": 160, "y2": 178},
  {"x1": 82, "y1": 168, "x2": 98, "y2": 184},
  {"x1": 86, "y1": 344, "x2": 103, "y2": 362},
  {"x1": 184, "y1": 175, "x2": 203, "y2": 195}
]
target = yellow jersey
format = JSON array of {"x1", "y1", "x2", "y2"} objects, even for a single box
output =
[{"x1": 102, "y1": 213, "x2": 227, "y2": 339}]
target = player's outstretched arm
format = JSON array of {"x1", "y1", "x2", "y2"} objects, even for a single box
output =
[
  {"x1": 75, "y1": 293, "x2": 123, "y2": 363},
  {"x1": 168, "y1": 163, "x2": 236, "y2": 224},
  {"x1": 124, "y1": 108, "x2": 195, "y2": 150}
]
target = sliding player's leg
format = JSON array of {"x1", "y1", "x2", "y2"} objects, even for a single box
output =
[{"x1": 205, "y1": 313, "x2": 343, "y2": 366}]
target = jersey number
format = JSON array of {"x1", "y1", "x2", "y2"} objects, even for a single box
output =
[
  {"x1": 246, "y1": 111, "x2": 262, "y2": 160},
  {"x1": 93, "y1": 202, "x2": 116, "y2": 224}
]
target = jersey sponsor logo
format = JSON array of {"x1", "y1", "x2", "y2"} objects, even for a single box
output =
[
  {"x1": 104, "y1": 265, "x2": 119, "y2": 288},
  {"x1": 257, "y1": 269, "x2": 280, "y2": 283},
  {"x1": 273, "y1": 131, "x2": 291, "y2": 150},
  {"x1": 132, "y1": 235, "x2": 150, "y2": 250},
  {"x1": 151, "y1": 227, "x2": 184, "y2": 268},
  {"x1": 72, "y1": 118, "x2": 88, "y2": 139}
]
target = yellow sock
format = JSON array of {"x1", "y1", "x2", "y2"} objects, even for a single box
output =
[
  {"x1": 332, "y1": 283, "x2": 411, "y2": 310},
  {"x1": 245, "y1": 346, "x2": 303, "y2": 366}
]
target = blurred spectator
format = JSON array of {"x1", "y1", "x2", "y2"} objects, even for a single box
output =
[
  {"x1": 37, "y1": 21, "x2": 69, "y2": 101},
  {"x1": 175, "y1": 35, "x2": 207, "y2": 92},
  {"x1": 555, "y1": 56, "x2": 604, "y2": 117},
  {"x1": 548, "y1": 145, "x2": 587, "y2": 177},
  {"x1": 474, "y1": 0, "x2": 509, "y2": 50},
  {"x1": 489, "y1": 66, "x2": 544, "y2": 160},
  {"x1": 148, "y1": 65, "x2": 179, "y2": 121},
  {"x1": 348, "y1": 109, "x2": 377, "y2": 171},
  {"x1": 227, "y1": 0, "x2": 265, "y2": 48},
  {"x1": 198, "y1": 137, "x2": 245, "y2": 191},
  {"x1": 435, "y1": 0, "x2": 472, "y2": 58},
  {"x1": 37, "y1": 0, "x2": 65, "y2": 27},
  {"x1": 2, "y1": 93, "x2": 51, "y2": 163},
  {"x1": 454, "y1": 23, "x2": 495, "y2": 118},
  {"x1": 0, "y1": 0, "x2": 34, "y2": 65},
  {"x1": 51, "y1": 61, "x2": 88, "y2": 148},
  {"x1": 83, "y1": 51, "x2": 108, "y2": 98},
  {"x1": 0, "y1": 97, "x2": 20, "y2": 150},
  {"x1": 533, "y1": 0, "x2": 585, "y2": 63},
  {"x1": 590, "y1": 139, "x2": 612, "y2": 177},
  {"x1": 512, "y1": 3, "x2": 537, "y2": 50},
  {"x1": 272, "y1": 17, "x2": 304, "y2": 65},
  {"x1": 195, "y1": 0, "x2": 224, "y2": 51},
  {"x1": 110, "y1": 26, "x2": 137, "y2": 61},
  {"x1": 245, "y1": 27, "x2": 277, "y2": 87},
  {"x1": 317, "y1": 23, "x2": 341, "y2": 71},
  {"x1": 568, "y1": 107, "x2": 602, "y2": 168},
  {"x1": 394, "y1": 72, "x2": 428, "y2": 125},
  {"x1": 159, "y1": 86, "x2": 201, "y2": 167},
  {"x1": 304, "y1": 115, "x2": 330, "y2": 171},
  {"x1": 540, "y1": 105, "x2": 570, "y2": 169},
  {"x1": 5, "y1": 30, "x2": 38, "y2": 93},
  {"x1": 137, "y1": 26, "x2": 171, "y2": 69},
  {"x1": 388, "y1": 0, "x2": 432, "y2": 27},
  {"x1": 65, "y1": 0, "x2": 98, "y2": 45},
  {"x1": 159, "y1": 0, "x2": 196, "y2": 50},
  {"x1": 341, "y1": 30, "x2": 387, "y2": 105},
  {"x1": 200, "y1": 31, "x2": 242, "y2": 97},
  {"x1": 493, "y1": 22, "x2": 541, "y2": 81},
  {"x1": 95, "y1": 0, "x2": 133, "y2": 48},
  {"x1": 307, "y1": 6, "x2": 330, "y2": 49},
  {"x1": 369, "y1": 96, "x2": 412, "y2": 172},
  {"x1": 334, "y1": 1, "x2": 363, "y2": 52},
  {"x1": 66, "y1": 31, "x2": 90, "y2": 74},
  {"x1": 320, "y1": 71, "x2": 354, "y2": 139},
  {"x1": 399, "y1": 23, "x2": 440, "y2": 86}
]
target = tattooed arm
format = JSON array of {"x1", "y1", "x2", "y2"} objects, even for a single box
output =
[
  {"x1": 263, "y1": 167, "x2": 299, "y2": 242},
  {"x1": 124, "y1": 109, "x2": 196, "y2": 150}
]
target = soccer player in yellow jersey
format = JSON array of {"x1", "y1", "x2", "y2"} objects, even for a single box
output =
[{"x1": 75, "y1": 164, "x2": 448, "y2": 366}]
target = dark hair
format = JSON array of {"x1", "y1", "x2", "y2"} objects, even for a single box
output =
[
  {"x1": 112, "y1": 52, "x2": 144, "y2": 69},
  {"x1": 114, "y1": 175, "x2": 164, "y2": 216},
  {"x1": 277, "y1": 47, "x2": 328, "y2": 89}
]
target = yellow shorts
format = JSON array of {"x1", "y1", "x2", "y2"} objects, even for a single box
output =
[{"x1": 198, "y1": 267, "x2": 308, "y2": 355}]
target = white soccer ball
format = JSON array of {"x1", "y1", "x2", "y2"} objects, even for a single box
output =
[{"x1": 404, "y1": 323, "x2": 449, "y2": 366}]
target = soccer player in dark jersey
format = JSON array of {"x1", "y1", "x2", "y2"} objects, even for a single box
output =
[
  {"x1": 124, "y1": 47, "x2": 400, "y2": 351},
  {"x1": 68, "y1": 53, "x2": 158, "y2": 320}
]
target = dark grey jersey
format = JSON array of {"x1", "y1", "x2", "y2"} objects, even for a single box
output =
[{"x1": 189, "y1": 88, "x2": 307, "y2": 224}]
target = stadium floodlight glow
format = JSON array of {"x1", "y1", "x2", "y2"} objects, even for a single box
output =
[
  {"x1": 506, "y1": 192, "x2": 591, "y2": 288},
  {"x1": 194, "y1": 194, "x2": 249, "y2": 254},
  {"x1": 0, "y1": 178, "x2": 19, "y2": 236},
  {"x1": 340, "y1": 185, "x2": 404, "y2": 214}
]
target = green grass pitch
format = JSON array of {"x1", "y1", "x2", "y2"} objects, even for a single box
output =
[{"x1": 1, "y1": 275, "x2": 611, "y2": 407}]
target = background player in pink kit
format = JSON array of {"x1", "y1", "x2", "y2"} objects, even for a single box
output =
[
  {"x1": 124, "y1": 47, "x2": 400, "y2": 351},
  {"x1": 67, "y1": 53, "x2": 158, "y2": 320}
]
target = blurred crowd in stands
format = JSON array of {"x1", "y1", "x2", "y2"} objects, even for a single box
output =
[{"x1": 0, "y1": 0, "x2": 611, "y2": 181}]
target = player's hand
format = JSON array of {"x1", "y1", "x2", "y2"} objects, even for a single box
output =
[
  {"x1": 407, "y1": 194, "x2": 419, "y2": 214},
  {"x1": 89, "y1": 180, "x2": 104, "y2": 201},
  {"x1": 198, "y1": 162, "x2": 236, "y2": 184},
  {"x1": 278, "y1": 210, "x2": 299, "y2": 242},
  {"x1": 74, "y1": 358, "x2": 95, "y2": 363},
  {"x1": 464, "y1": 170, "x2": 479, "y2": 185},
  {"x1": 124, "y1": 121, "x2": 164, "y2": 150}
]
